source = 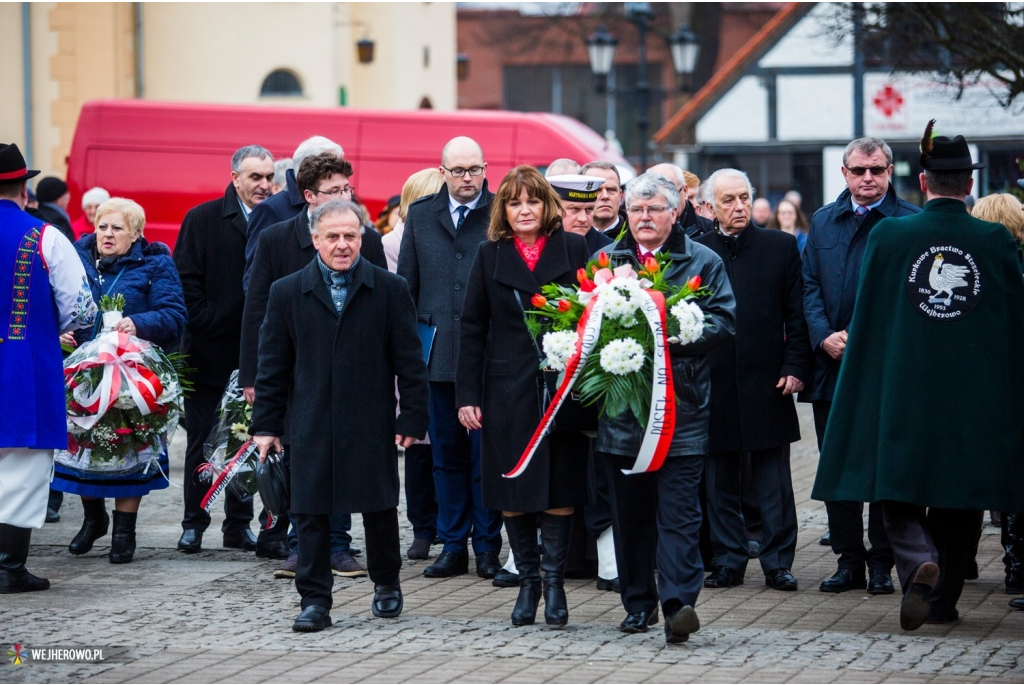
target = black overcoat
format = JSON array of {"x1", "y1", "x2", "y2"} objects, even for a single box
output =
[
  {"x1": 456, "y1": 229, "x2": 591, "y2": 512},
  {"x1": 695, "y1": 224, "x2": 812, "y2": 453},
  {"x1": 249, "y1": 258, "x2": 429, "y2": 515},
  {"x1": 397, "y1": 183, "x2": 494, "y2": 383},
  {"x1": 237, "y1": 209, "x2": 386, "y2": 387},
  {"x1": 173, "y1": 183, "x2": 247, "y2": 391}
]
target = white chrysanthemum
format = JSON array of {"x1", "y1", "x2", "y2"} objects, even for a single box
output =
[
  {"x1": 671, "y1": 300, "x2": 705, "y2": 345},
  {"x1": 115, "y1": 393, "x2": 136, "y2": 410},
  {"x1": 158, "y1": 381, "x2": 181, "y2": 404},
  {"x1": 599, "y1": 338, "x2": 646, "y2": 376},
  {"x1": 542, "y1": 330, "x2": 579, "y2": 371},
  {"x1": 598, "y1": 284, "x2": 640, "y2": 322}
]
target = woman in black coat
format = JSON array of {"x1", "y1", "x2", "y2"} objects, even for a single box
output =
[{"x1": 457, "y1": 166, "x2": 591, "y2": 628}]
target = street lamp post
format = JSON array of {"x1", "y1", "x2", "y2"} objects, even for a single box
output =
[{"x1": 586, "y1": 5, "x2": 701, "y2": 170}]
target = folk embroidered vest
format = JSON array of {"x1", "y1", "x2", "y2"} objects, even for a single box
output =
[{"x1": 0, "y1": 200, "x2": 67, "y2": 448}]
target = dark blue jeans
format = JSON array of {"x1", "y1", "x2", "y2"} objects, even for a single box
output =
[
  {"x1": 405, "y1": 444, "x2": 438, "y2": 541},
  {"x1": 428, "y1": 381, "x2": 502, "y2": 555}
]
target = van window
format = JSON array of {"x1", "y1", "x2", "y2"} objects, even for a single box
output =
[{"x1": 261, "y1": 70, "x2": 303, "y2": 97}]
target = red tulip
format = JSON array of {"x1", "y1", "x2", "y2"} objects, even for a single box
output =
[
  {"x1": 644, "y1": 256, "x2": 660, "y2": 273},
  {"x1": 686, "y1": 275, "x2": 702, "y2": 291},
  {"x1": 580, "y1": 278, "x2": 596, "y2": 293},
  {"x1": 557, "y1": 300, "x2": 572, "y2": 313},
  {"x1": 531, "y1": 294, "x2": 548, "y2": 308},
  {"x1": 597, "y1": 251, "x2": 610, "y2": 268},
  {"x1": 577, "y1": 268, "x2": 588, "y2": 284}
]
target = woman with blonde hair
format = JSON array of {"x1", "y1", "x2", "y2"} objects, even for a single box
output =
[
  {"x1": 53, "y1": 197, "x2": 186, "y2": 564},
  {"x1": 382, "y1": 169, "x2": 446, "y2": 273}
]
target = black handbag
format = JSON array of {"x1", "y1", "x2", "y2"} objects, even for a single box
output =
[
  {"x1": 256, "y1": 449, "x2": 290, "y2": 518},
  {"x1": 514, "y1": 291, "x2": 599, "y2": 434}
]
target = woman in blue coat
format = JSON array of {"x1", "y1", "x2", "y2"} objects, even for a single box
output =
[{"x1": 53, "y1": 198, "x2": 187, "y2": 564}]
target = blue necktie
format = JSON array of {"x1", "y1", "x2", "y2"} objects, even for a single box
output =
[
  {"x1": 456, "y1": 205, "x2": 468, "y2": 230},
  {"x1": 855, "y1": 205, "x2": 868, "y2": 217}
]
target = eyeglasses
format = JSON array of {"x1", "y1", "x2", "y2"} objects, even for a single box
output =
[
  {"x1": 626, "y1": 205, "x2": 671, "y2": 216},
  {"x1": 316, "y1": 185, "x2": 354, "y2": 197},
  {"x1": 846, "y1": 166, "x2": 890, "y2": 176},
  {"x1": 442, "y1": 165, "x2": 485, "y2": 177}
]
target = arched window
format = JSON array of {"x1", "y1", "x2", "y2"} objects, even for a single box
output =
[{"x1": 260, "y1": 69, "x2": 303, "y2": 97}]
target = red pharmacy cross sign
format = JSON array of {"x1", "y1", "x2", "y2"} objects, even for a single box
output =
[{"x1": 873, "y1": 84, "x2": 904, "y2": 117}]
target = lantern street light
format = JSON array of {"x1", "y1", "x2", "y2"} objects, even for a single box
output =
[{"x1": 586, "y1": 5, "x2": 701, "y2": 169}]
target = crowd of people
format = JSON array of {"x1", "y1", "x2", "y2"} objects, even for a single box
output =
[{"x1": 2, "y1": 120, "x2": 1024, "y2": 642}]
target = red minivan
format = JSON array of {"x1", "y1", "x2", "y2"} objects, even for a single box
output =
[{"x1": 66, "y1": 100, "x2": 630, "y2": 250}]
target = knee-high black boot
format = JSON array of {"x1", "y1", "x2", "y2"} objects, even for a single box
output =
[
  {"x1": 69, "y1": 497, "x2": 109, "y2": 555},
  {"x1": 504, "y1": 514, "x2": 541, "y2": 626},
  {"x1": 1003, "y1": 513, "x2": 1024, "y2": 593},
  {"x1": 540, "y1": 512, "x2": 574, "y2": 627},
  {"x1": 0, "y1": 523, "x2": 50, "y2": 593},
  {"x1": 109, "y1": 511, "x2": 138, "y2": 564}
]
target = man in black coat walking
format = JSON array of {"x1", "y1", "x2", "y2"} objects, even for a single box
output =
[
  {"x1": 802, "y1": 137, "x2": 919, "y2": 595},
  {"x1": 173, "y1": 145, "x2": 274, "y2": 554},
  {"x1": 695, "y1": 168, "x2": 813, "y2": 593},
  {"x1": 397, "y1": 136, "x2": 503, "y2": 579},
  {"x1": 239, "y1": 152, "x2": 386, "y2": 575},
  {"x1": 251, "y1": 200, "x2": 429, "y2": 632}
]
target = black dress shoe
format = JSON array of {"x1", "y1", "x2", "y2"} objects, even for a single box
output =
[
  {"x1": 819, "y1": 568, "x2": 866, "y2": 593},
  {"x1": 293, "y1": 605, "x2": 332, "y2": 632},
  {"x1": 475, "y1": 551, "x2": 501, "y2": 578},
  {"x1": 618, "y1": 607, "x2": 659, "y2": 633},
  {"x1": 223, "y1": 528, "x2": 257, "y2": 551},
  {"x1": 900, "y1": 561, "x2": 939, "y2": 631},
  {"x1": 1009, "y1": 597, "x2": 1024, "y2": 610},
  {"x1": 255, "y1": 540, "x2": 291, "y2": 560},
  {"x1": 925, "y1": 607, "x2": 959, "y2": 624},
  {"x1": 819, "y1": 531, "x2": 831, "y2": 546},
  {"x1": 867, "y1": 568, "x2": 895, "y2": 595},
  {"x1": 664, "y1": 605, "x2": 700, "y2": 644},
  {"x1": 492, "y1": 568, "x2": 519, "y2": 587},
  {"x1": 45, "y1": 507, "x2": 60, "y2": 523},
  {"x1": 407, "y1": 538, "x2": 431, "y2": 560},
  {"x1": 423, "y1": 550, "x2": 469, "y2": 577},
  {"x1": 596, "y1": 577, "x2": 620, "y2": 592},
  {"x1": 704, "y1": 566, "x2": 744, "y2": 589},
  {"x1": 177, "y1": 529, "x2": 203, "y2": 554},
  {"x1": 372, "y1": 584, "x2": 404, "y2": 618},
  {"x1": 765, "y1": 568, "x2": 798, "y2": 591}
]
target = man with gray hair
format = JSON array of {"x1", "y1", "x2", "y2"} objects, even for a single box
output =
[
  {"x1": 598, "y1": 172, "x2": 736, "y2": 644},
  {"x1": 647, "y1": 162, "x2": 711, "y2": 237},
  {"x1": 802, "y1": 137, "x2": 918, "y2": 596},
  {"x1": 251, "y1": 199, "x2": 429, "y2": 630},
  {"x1": 545, "y1": 158, "x2": 581, "y2": 177},
  {"x1": 174, "y1": 144, "x2": 274, "y2": 554},
  {"x1": 695, "y1": 168, "x2": 812, "y2": 594},
  {"x1": 244, "y1": 135, "x2": 345, "y2": 288},
  {"x1": 271, "y1": 158, "x2": 292, "y2": 195}
]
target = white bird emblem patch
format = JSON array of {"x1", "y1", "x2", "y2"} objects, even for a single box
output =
[
  {"x1": 906, "y1": 245, "x2": 982, "y2": 320},
  {"x1": 927, "y1": 253, "x2": 970, "y2": 306}
]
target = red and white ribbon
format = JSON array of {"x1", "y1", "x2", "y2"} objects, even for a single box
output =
[
  {"x1": 201, "y1": 440, "x2": 257, "y2": 513},
  {"x1": 504, "y1": 288, "x2": 676, "y2": 479},
  {"x1": 65, "y1": 331, "x2": 163, "y2": 430}
]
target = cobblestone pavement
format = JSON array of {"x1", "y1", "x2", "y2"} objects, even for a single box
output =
[{"x1": 3, "y1": 406, "x2": 1023, "y2": 683}]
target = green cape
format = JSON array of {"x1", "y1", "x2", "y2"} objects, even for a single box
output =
[{"x1": 812, "y1": 198, "x2": 1024, "y2": 511}]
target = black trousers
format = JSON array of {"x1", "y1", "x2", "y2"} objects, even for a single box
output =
[
  {"x1": 182, "y1": 383, "x2": 253, "y2": 533},
  {"x1": 881, "y1": 501, "x2": 982, "y2": 615},
  {"x1": 293, "y1": 508, "x2": 402, "y2": 611},
  {"x1": 705, "y1": 445, "x2": 798, "y2": 575},
  {"x1": 404, "y1": 444, "x2": 438, "y2": 541},
  {"x1": 602, "y1": 451, "x2": 704, "y2": 615},
  {"x1": 814, "y1": 400, "x2": 893, "y2": 573},
  {"x1": 584, "y1": 440, "x2": 613, "y2": 537}
]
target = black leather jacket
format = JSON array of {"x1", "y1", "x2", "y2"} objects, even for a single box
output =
[{"x1": 593, "y1": 224, "x2": 736, "y2": 458}]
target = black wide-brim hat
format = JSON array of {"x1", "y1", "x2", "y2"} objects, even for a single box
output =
[
  {"x1": 0, "y1": 143, "x2": 40, "y2": 183},
  {"x1": 919, "y1": 120, "x2": 986, "y2": 171}
]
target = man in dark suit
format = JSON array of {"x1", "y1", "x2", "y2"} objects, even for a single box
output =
[
  {"x1": 695, "y1": 168, "x2": 813, "y2": 593},
  {"x1": 802, "y1": 137, "x2": 919, "y2": 596},
  {"x1": 239, "y1": 151, "x2": 386, "y2": 574},
  {"x1": 251, "y1": 200, "x2": 429, "y2": 632},
  {"x1": 243, "y1": 136, "x2": 343, "y2": 290},
  {"x1": 173, "y1": 145, "x2": 274, "y2": 554},
  {"x1": 581, "y1": 162, "x2": 628, "y2": 240},
  {"x1": 397, "y1": 136, "x2": 503, "y2": 579}
]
